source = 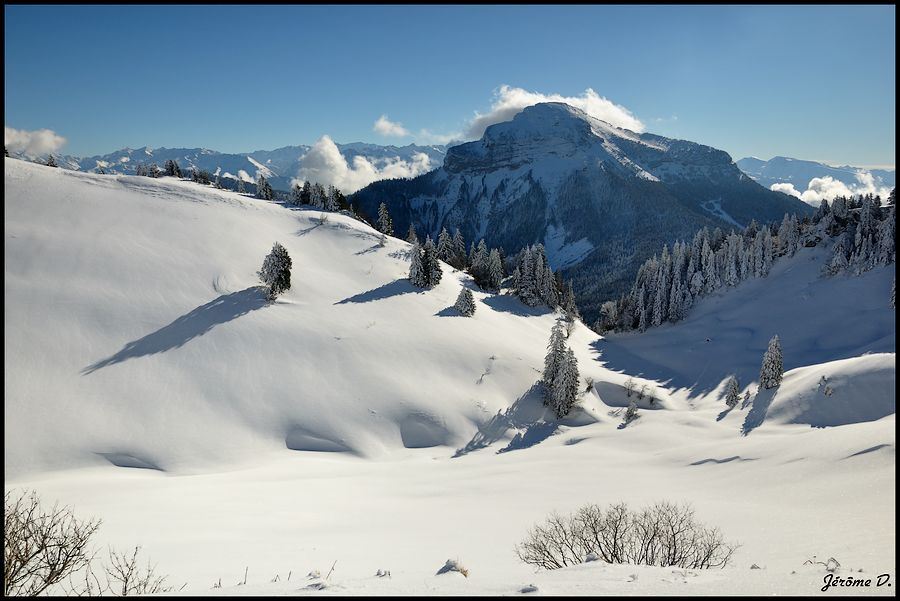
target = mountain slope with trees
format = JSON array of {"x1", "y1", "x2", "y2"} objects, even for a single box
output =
[{"x1": 351, "y1": 103, "x2": 813, "y2": 322}]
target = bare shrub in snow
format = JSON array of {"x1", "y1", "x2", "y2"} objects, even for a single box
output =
[
  {"x1": 624, "y1": 378, "x2": 636, "y2": 397},
  {"x1": 4, "y1": 489, "x2": 101, "y2": 596},
  {"x1": 516, "y1": 501, "x2": 737, "y2": 571},
  {"x1": 103, "y1": 546, "x2": 171, "y2": 596}
]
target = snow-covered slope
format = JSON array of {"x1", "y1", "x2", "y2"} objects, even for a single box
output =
[
  {"x1": 596, "y1": 242, "x2": 895, "y2": 431},
  {"x1": 4, "y1": 158, "x2": 584, "y2": 477},
  {"x1": 352, "y1": 103, "x2": 813, "y2": 322},
  {"x1": 4, "y1": 158, "x2": 894, "y2": 595}
]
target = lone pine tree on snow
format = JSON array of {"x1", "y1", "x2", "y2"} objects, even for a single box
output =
[
  {"x1": 759, "y1": 335, "x2": 784, "y2": 389},
  {"x1": 258, "y1": 242, "x2": 292, "y2": 300},
  {"x1": 725, "y1": 376, "x2": 740, "y2": 407},
  {"x1": 418, "y1": 236, "x2": 443, "y2": 288},
  {"x1": 454, "y1": 287, "x2": 476, "y2": 316},
  {"x1": 542, "y1": 325, "x2": 580, "y2": 418},
  {"x1": 377, "y1": 203, "x2": 394, "y2": 237},
  {"x1": 408, "y1": 241, "x2": 425, "y2": 287}
]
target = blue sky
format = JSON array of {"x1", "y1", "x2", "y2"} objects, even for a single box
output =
[{"x1": 4, "y1": 5, "x2": 895, "y2": 167}]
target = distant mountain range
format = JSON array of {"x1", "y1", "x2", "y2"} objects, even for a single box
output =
[
  {"x1": 47, "y1": 143, "x2": 448, "y2": 192},
  {"x1": 351, "y1": 102, "x2": 812, "y2": 322},
  {"x1": 736, "y1": 156, "x2": 894, "y2": 202}
]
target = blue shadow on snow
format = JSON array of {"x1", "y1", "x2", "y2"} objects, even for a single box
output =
[{"x1": 82, "y1": 287, "x2": 268, "y2": 374}]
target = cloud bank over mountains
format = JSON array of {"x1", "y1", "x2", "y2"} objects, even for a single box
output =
[
  {"x1": 771, "y1": 171, "x2": 892, "y2": 205},
  {"x1": 5, "y1": 126, "x2": 67, "y2": 157},
  {"x1": 293, "y1": 135, "x2": 434, "y2": 193}
]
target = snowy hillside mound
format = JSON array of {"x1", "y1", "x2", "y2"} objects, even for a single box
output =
[
  {"x1": 4, "y1": 158, "x2": 604, "y2": 477},
  {"x1": 597, "y1": 241, "x2": 895, "y2": 432}
]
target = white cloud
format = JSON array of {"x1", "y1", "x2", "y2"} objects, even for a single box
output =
[
  {"x1": 465, "y1": 85, "x2": 645, "y2": 139},
  {"x1": 373, "y1": 115, "x2": 410, "y2": 137},
  {"x1": 415, "y1": 128, "x2": 463, "y2": 145},
  {"x1": 373, "y1": 85, "x2": 643, "y2": 147},
  {"x1": 237, "y1": 169, "x2": 254, "y2": 183},
  {"x1": 293, "y1": 135, "x2": 434, "y2": 193},
  {"x1": 770, "y1": 172, "x2": 892, "y2": 206},
  {"x1": 5, "y1": 126, "x2": 67, "y2": 157},
  {"x1": 770, "y1": 182, "x2": 802, "y2": 198}
]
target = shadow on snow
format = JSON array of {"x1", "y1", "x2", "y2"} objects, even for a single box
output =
[
  {"x1": 82, "y1": 287, "x2": 268, "y2": 374},
  {"x1": 335, "y1": 279, "x2": 420, "y2": 305},
  {"x1": 453, "y1": 383, "x2": 558, "y2": 457}
]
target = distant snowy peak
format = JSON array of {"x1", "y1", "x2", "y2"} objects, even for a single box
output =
[{"x1": 445, "y1": 102, "x2": 734, "y2": 185}]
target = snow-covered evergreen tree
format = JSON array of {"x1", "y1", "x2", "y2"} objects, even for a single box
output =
[
  {"x1": 636, "y1": 286, "x2": 647, "y2": 333},
  {"x1": 422, "y1": 236, "x2": 442, "y2": 288},
  {"x1": 377, "y1": 202, "x2": 394, "y2": 236},
  {"x1": 407, "y1": 223, "x2": 419, "y2": 245},
  {"x1": 596, "y1": 300, "x2": 618, "y2": 333},
  {"x1": 436, "y1": 227, "x2": 453, "y2": 263},
  {"x1": 454, "y1": 287, "x2": 476, "y2": 317},
  {"x1": 310, "y1": 183, "x2": 326, "y2": 208},
  {"x1": 550, "y1": 347, "x2": 580, "y2": 419},
  {"x1": 725, "y1": 376, "x2": 740, "y2": 407},
  {"x1": 469, "y1": 239, "x2": 488, "y2": 283},
  {"x1": 827, "y1": 233, "x2": 850, "y2": 275},
  {"x1": 291, "y1": 182, "x2": 303, "y2": 206},
  {"x1": 258, "y1": 242, "x2": 292, "y2": 300},
  {"x1": 876, "y1": 207, "x2": 895, "y2": 265},
  {"x1": 324, "y1": 185, "x2": 338, "y2": 211},
  {"x1": 561, "y1": 281, "x2": 579, "y2": 320},
  {"x1": 541, "y1": 325, "x2": 580, "y2": 418},
  {"x1": 759, "y1": 335, "x2": 784, "y2": 389},
  {"x1": 408, "y1": 241, "x2": 425, "y2": 287},
  {"x1": 236, "y1": 176, "x2": 246, "y2": 194},
  {"x1": 164, "y1": 159, "x2": 182, "y2": 178},
  {"x1": 256, "y1": 175, "x2": 273, "y2": 200},
  {"x1": 300, "y1": 181, "x2": 312, "y2": 205},
  {"x1": 486, "y1": 249, "x2": 504, "y2": 292},
  {"x1": 542, "y1": 325, "x2": 566, "y2": 387},
  {"x1": 45, "y1": 154, "x2": 57, "y2": 168},
  {"x1": 451, "y1": 229, "x2": 467, "y2": 269}
]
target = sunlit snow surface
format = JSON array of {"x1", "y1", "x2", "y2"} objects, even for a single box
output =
[{"x1": 4, "y1": 159, "x2": 894, "y2": 595}]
